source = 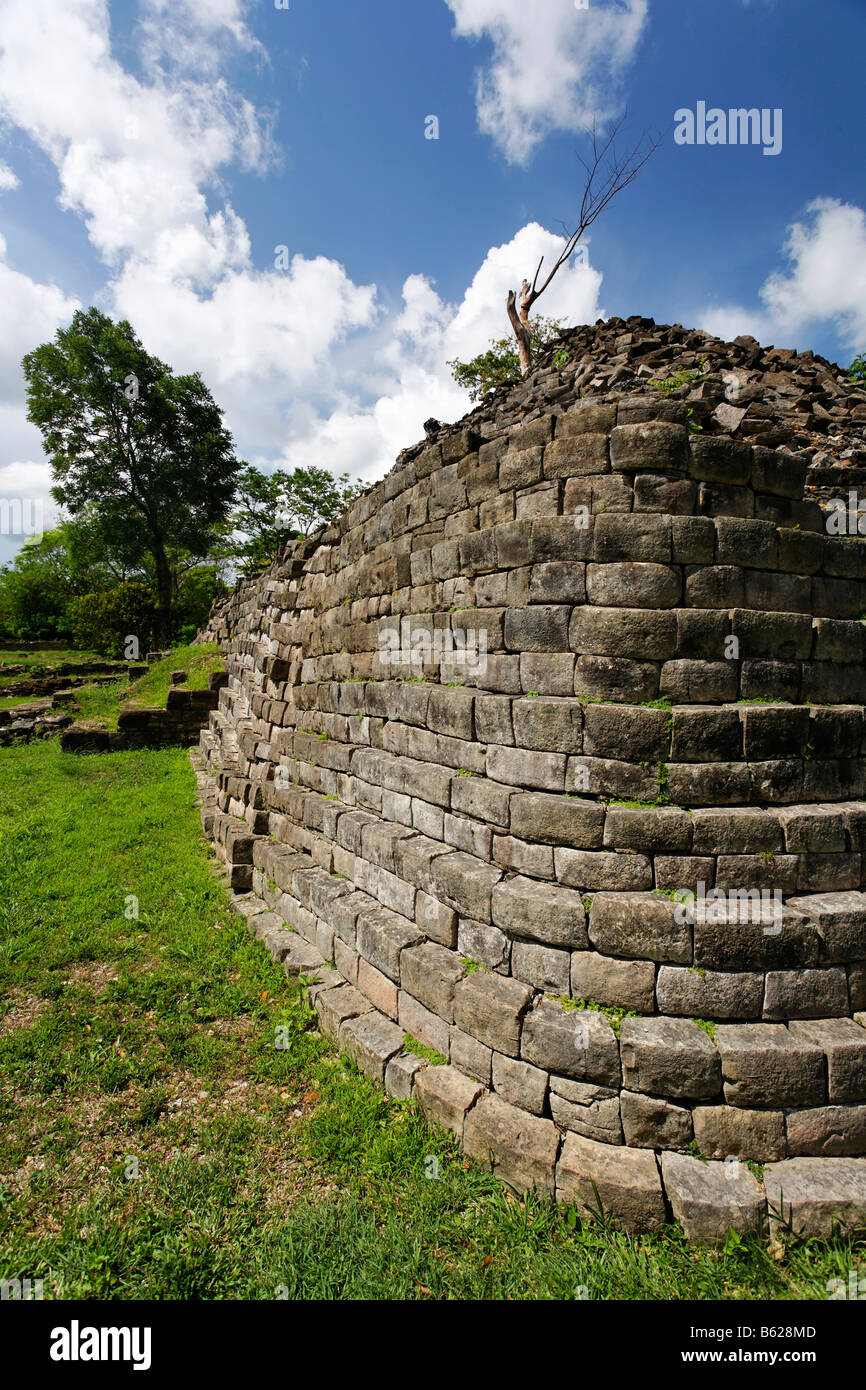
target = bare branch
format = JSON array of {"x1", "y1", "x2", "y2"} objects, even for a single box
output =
[{"x1": 505, "y1": 115, "x2": 662, "y2": 373}]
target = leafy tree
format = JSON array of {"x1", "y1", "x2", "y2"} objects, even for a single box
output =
[
  {"x1": 849, "y1": 353, "x2": 866, "y2": 383},
  {"x1": 172, "y1": 564, "x2": 228, "y2": 643},
  {"x1": 449, "y1": 317, "x2": 567, "y2": 402},
  {"x1": 68, "y1": 581, "x2": 158, "y2": 658},
  {"x1": 230, "y1": 464, "x2": 362, "y2": 574},
  {"x1": 22, "y1": 307, "x2": 241, "y2": 642},
  {"x1": 0, "y1": 530, "x2": 75, "y2": 640}
]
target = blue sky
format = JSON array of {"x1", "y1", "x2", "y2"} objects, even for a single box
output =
[{"x1": 1, "y1": 0, "x2": 864, "y2": 565}]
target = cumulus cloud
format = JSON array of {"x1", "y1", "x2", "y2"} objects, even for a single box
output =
[
  {"x1": 0, "y1": 162, "x2": 19, "y2": 191},
  {"x1": 275, "y1": 222, "x2": 604, "y2": 482},
  {"x1": 0, "y1": 233, "x2": 80, "y2": 406},
  {"x1": 136, "y1": 0, "x2": 267, "y2": 76},
  {"x1": 445, "y1": 0, "x2": 648, "y2": 164},
  {"x1": 0, "y1": 0, "x2": 606, "y2": 566},
  {"x1": 698, "y1": 199, "x2": 866, "y2": 354},
  {"x1": 0, "y1": 0, "x2": 273, "y2": 267}
]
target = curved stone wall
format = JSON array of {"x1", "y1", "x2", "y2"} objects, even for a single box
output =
[{"x1": 196, "y1": 349, "x2": 866, "y2": 1243}]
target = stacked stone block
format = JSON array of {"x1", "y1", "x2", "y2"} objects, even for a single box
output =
[{"x1": 195, "y1": 362, "x2": 866, "y2": 1243}]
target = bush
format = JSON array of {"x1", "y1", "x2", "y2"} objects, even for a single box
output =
[
  {"x1": 69, "y1": 582, "x2": 158, "y2": 657},
  {"x1": 448, "y1": 317, "x2": 567, "y2": 401}
]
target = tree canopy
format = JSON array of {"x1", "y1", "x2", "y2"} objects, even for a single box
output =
[{"x1": 23, "y1": 307, "x2": 241, "y2": 640}]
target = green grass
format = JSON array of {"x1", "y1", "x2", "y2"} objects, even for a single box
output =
[
  {"x1": 0, "y1": 741, "x2": 863, "y2": 1300},
  {"x1": 0, "y1": 694, "x2": 50, "y2": 712},
  {"x1": 72, "y1": 644, "x2": 224, "y2": 728},
  {"x1": 0, "y1": 647, "x2": 102, "y2": 667}
]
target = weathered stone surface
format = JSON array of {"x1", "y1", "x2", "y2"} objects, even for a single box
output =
[
  {"x1": 570, "y1": 950, "x2": 656, "y2": 1013},
  {"x1": 463, "y1": 1093, "x2": 560, "y2": 1195},
  {"x1": 339, "y1": 1011, "x2": 405, "y2": 1081},
  {"x1": 357, "y1": 956, "x2": 398, "y2": 1018},
  {"x1": 556, "y1": 1132, "x2": 667, "y2": 1231},
  {"x1": 457, "y1": 917, "x2": 510, "y2": 971},
  {"x1": 281, "y1": 935, "x2": 327, "y2": 976},
  {"x1": 715, "y1": 1024, "x2": 825, "y2": 1109},
  {"x1": 620, "y1": 1017, "x2": 722, "y2": 1100},
  {"x1": 660, "y1": 1153, "x2": 766, "y2": 1247},
  {"x1": 400, "y1": 941, "x2": 465, "y2": 1021},
  {"x1": 521, "y1": 998, "x2": 621, "y2": 1086},
  {"x1": 763, "y1": 967, "x2": 849, "y2": 1020},
  {"x1": 556, "y1": 849, "x2": 653, "y2": 893},
  {"x1": 785, "y1": 1104, "x2": 866, "y2": 1158},
  {"x1": 314, "y1": 983, "x2": 373, "y2": 1041},
  {"x1": 414, "y1": 1064, "x2": 483, "y2": 1139},
  {"x1": 491, "y1": 1051, "x2": 548, "y2": 1115},
  {"x1": 589, "y1": 892, "x2": 692, "y2": 965},
  {"x1": 585, "y1": 562, "x2": 681, "y2": 609},
  {"x1": 657, "y1": 965, "x2": 763, "y2": 1021},
  {"x1": 603, "y1": 805, "x2": 693, "y2": 855},
  {"x1": 764, "y1": 1157, "x2": 866, "y2": 1237},
  {"x1": 449, "y1": 1027, "x2": 492, "y2": 1084},
  {"x1": 453, "y1": 970, "x2": 533, "y2": 1057},
  {"x1": 430, "y1": 852, "x2": 502, "y2": 923},
  {"x1": 785, "y1": 891, "x2": 866, "y2": 963},
  {"x1": 692, "y1": 1105, "x2": 787, "y2": 1162},
  {"x1": 356, "y1": 908, "x2": 422, "y2": 983},
  {"x1": 384, "y1": 1050, "x2": 427, "y2": 1100},
  {"x1": 200, "y1": 312, "x2": 866, "y2": 1238},
  {"x1": 398, "y1": 990, "x2": 449, "y2": 1054},
  {"x1": 620, "y1": 1090, "x2": 693, "y2": 1150},
  {"x1": 548, "y1": 1077, "x2": 622, "y2": 1143},
  {"x1": 789, "y1": 1018, "x2": 866, "y2": 1103},
  {"x1": 492, "y1": 875, "x2": 588, "y2": 948},
  {"x1": 512, "y1": 939, "x2": 571, "y2": 994},
  {"x1": 509, "y1": 791, "x2": 604, "y2": 847}
]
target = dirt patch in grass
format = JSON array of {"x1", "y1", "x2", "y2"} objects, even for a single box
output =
[
  {"x1": 62, "y1": 961, "x2": 121, "y2": 992},
  {"x1": 0, "y1": 989, "x2": 48, "y2": 1035}
]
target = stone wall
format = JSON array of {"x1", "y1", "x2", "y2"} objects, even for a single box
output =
[
  {"x1": 195, "y1": 319, "x2": 866, "y2": 1243},
  {"x1": 61, "y1": 673, "x2": 227, "y2": 752}
]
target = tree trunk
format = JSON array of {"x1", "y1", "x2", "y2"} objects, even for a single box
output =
[
  {"x1": 506, "y1": 289, "x2": 532, "y2": 376},
  {"x1": 152, "y1": 539, "x2": 173, "y2": 646}
]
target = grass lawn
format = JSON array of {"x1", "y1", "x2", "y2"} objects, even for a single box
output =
[
  {"x1": 0, "y1": 736, "x2": 863, "y2": 1300},
  {"x1": 62, "y1": 644, "x2": 225, "y2": 729},
  {"x1": 0, "y1": 648, "x2": 103, "y2": 666}
]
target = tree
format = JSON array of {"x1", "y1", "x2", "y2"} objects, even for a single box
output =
[
  {"x1": 449, "y1": 317, "x2": 567, "y2": 402},
  {"x1": 230, "y1": 464, "x2": 362, "y2": 574},
  {"x1": 68, "y1": 581, "x2": 158, "y2": 657},
  {"x1": 505, "y1": 117, "x2": 660, "y2": 376},
  {"x1": 22, "y1": 308, "x2": 241, "y2": 642},
  {"x1": 0, "y1": 529, "x2": 74, "y2": 641}
]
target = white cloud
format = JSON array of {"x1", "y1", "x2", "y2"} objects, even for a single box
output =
[
  {"x1": 275, "y1": 222, "x2": 604, "y2": 483},
  {"x1": 0, "y1": 0, "x2": 273, "y2": 267},
  {"x1": 0, "y1": 162, "x2": 19, "y2": 191},
  {"x1": 698, "y1": 199, "x2": 866, "y2": 353},
  {"x1": 0, "y1": 0, "x2": 606, "y2": 572},
  {"x1": 136, "y1": 0, "x2": 266, "y2": 76},
  {"x1": 0, "y1": 233, "x2": 81, "y2": 405},
  {"x1": 445, "y1": 0, "x2": 648, "y2": 164}
]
